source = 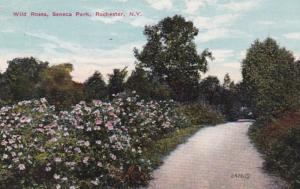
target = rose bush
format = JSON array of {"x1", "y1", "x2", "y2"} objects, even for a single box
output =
[{"x1": 0, "y1": 93, "x2": 188, "y2": 188}]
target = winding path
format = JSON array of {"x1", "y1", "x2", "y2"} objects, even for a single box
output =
[{"x1": 148, "y1": 121, "x2": 284, "y2": 189}]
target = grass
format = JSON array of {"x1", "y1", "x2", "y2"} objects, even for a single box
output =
[{"x1": 142, "y1": 124, "x2": 208, "y2": 170}]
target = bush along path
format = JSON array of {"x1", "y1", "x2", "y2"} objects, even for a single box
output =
[
  {"x1": 147, "y1": 122, "x2": 285, "y2": 189},
  {"x1": 0, "y1": 93, "x2": 223, "y2": 188}
]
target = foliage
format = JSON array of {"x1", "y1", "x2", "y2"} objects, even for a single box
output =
[
  {"x1": 0, "y1": 94, "x2": 188, "y2": 188},
  {"x1": 125, "y1": 68, "x2": 173, "y2": 100},
  {"x1": 0, "y1": 58, "x2": 85, "y2": 110},
  {"x1": 84, "y1": 71, "x2": 107, "y2": 101},
  {"x1": 242, "y1": 38, "x2": 300, "y2": 118},
  {"x1": 249, "y1": 110, "x2": 300, "y2": 189},
  {"x1": 107, "y1": 68, "x2": 128, "y2": 98},
  {"x1": 1, "y1": 57, "x2": 48, "y2": 101},
  {"x1": 39, "y1": 64, "x2": 83, "y2": 110},
  {"x1": 198, "y1": 75, "x2": 242, "y2": 121},
  {"x1": 199, "y1": 76, "x2": 222, "y2": 106},
  {"x1": 142, "y1": 124, "x2": 203, "y2": 170},
  {"x1": 134, "y1": 15, "x2": 213, "y2": 101},
  {"x1": 179, "y1": 103, "x2": 225, "y2": 125},
  {"x1": 125, "y1": 68, "x2": 154, "y2": 100}
]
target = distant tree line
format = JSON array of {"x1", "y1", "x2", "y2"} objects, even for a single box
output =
[
  {"x1": 2, "y1": 16, "x2": 298, "y2": 122},
  {"x1": 0, "y1": 15, "x2": 245, "y2": 121}
]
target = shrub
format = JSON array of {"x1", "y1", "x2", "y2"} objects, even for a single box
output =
[
  {"x1": 179, "y1": 103, "x2": 225, "y2": 125},
  {"x1": 0, "y1": 93, "x2": 188, "y2": 188},
  {"x1": 249, "y1": 110, "x2": 300, "y2": 189}
]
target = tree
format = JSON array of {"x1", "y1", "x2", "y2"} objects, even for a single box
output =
[
  {"x1": 4, "y1": 57, "x2": 48, "y2": 101},
  {"x1": 242, "y1": 38, "x2": 300, "y2": 118},
  {"x1": 223, "y1": 73, "x2": 234, "y2": 90},
  {"x1": 221, "y1": 74, "x2": 240, "y2": 121},
  {"x1": 199, "y1": 76, "x2": 222, "y2": 106},
  {"x1": 125, "y1": 68, "x2": 153, "y2": 99},
  {"x1": 84, "y1": 71, "x2": 107, "y2": 101},
  {"x1": 39, "y1": 63, "x2": 81, "y2": 110},
  {"x1": 107, "y1": 68, "x2": 127, "y2": 97},
  {"x1": 134, "y1": 15, "x2": 213, "y2": 101}
]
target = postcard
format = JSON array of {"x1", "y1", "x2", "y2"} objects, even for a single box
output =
[{"x1": 0, "y1": 0, "x2": 299, "y2": 188}]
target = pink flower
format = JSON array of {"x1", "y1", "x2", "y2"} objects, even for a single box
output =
[
  {"x1": 20, "y1": 116, "x2": 32, "y2": 123},
  {"x1": 95, "y1": 118, "x2": 102, "y2": 125},
  {"x1": 105, "y1": 121, "x2": 114, "y2": 130}
]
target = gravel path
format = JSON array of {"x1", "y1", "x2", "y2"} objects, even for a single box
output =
[{"x1": 148, "y1": 122, "x2": 284, "y2": 189}]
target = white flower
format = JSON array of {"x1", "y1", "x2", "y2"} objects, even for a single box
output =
[
  {"x1": 83, "y1": 156, "x2": 89, "y2": 164},
  {"x1": 56, "y1": 184, "x2": 61, "y2": 189},
  {"x1": 97, "y1": 162, "x2": 103, "y2": 167},
  {"x1": 2, "y1": 154, "x2": 8, "y2": 159},
  {"x1": 45, "y1": 166, "x2": 52, "y2": 172},
  {"x1": 18, "y1": 164, "x2": 26, "y2": 170},
  {"x1": 91, "y1": 178, "x2": 99, "y2": 185},
  {"x1": 95, "y1": 140, "x2": 102, "y2": 145},
  {"x1": 70, "y1": 186, "x2": 76, "y2": 189},
  {"x1": 84, "y1": 141, "x2": 90, "y2": 147},
  {"x1": 53, "y1": 173, "x2": 60, "y2": 180},
  {"x1": 54, "y1": 157, "x2": 62, "y2": 163},
  {"x1": 62, "y1": 177, "x2": 68, "y2": 181}
]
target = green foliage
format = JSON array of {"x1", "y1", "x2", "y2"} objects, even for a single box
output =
[
  {"x1": 242, "y1": 38, "x2": 300, "y2": 118},
  {"x1": 134, "y1": 15, "x2": 213, "y2": 101},
  {"x1": 0, "y1": 58, "x2": 84, "y2": 110},
  {"x1": 107, "y1": 68, "x2": 128, "y2": 98},
  {"x1": 1, "y1": 57, "x2": 48, "y2": 101},
  {"x1": 199, "y1": 74, "x2": 242, "y2": 121},
  {"x1": 179, "y1": 103, "x2": 225, "y2": 125},
  {"x1": 199, "y1": 76, "x2": 222, "y2": 106},
  {"x1": 39, "y1": 63, "x2": 83, "y2": 110},
  {"x1": 125, "y1": 68, "x2": 153, "y2": 100},
  {"x1": 84, "y1": 71, "x2": 107, "y2": 101},
  {"x1": 142, "y1": 124, "x2": 203, "y2": 169},
  {"x1": 265, "y1": 126, "x2": 300, "y2": 189},
  {"x1": 249, "y1": 111, "x2": 300, "y2": 189}
]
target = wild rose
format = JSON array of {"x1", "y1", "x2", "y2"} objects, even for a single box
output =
[{"x1": 18, "y1": 164, "x2": 26, "y2": 171}]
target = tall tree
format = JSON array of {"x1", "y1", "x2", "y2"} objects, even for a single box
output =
[
  {"x1": 84, "y1": 71, "x2": 107, "y2": 101},
  {"x1": 223, "y1": 73, "x2": 234, "y2": 90},
  {"x1": 242, "y1": 38, "x2": 300, "y2": 118},
  {"x1": 107, "y1": 68, "x2": 127, "y2": 97},
  {"x1": 39, "y1": 63, "x2": 81, "y2": 110},
  {"x1": 125, "y1": 68, "x2": 153, "y2": 99},
  {"x1": 4, "y1": 57, "x2": 48, "y2": 101},
  {"x1": 199, "y1": 76, "x2": 222, "y2": 106},
  {"x1": 134, "y1": 15, "x2": 213, "y2": 101}
]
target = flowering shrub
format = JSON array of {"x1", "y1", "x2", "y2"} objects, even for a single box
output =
[{"x1": 0, "y1": 93, "x2": 188, "y2": 188}]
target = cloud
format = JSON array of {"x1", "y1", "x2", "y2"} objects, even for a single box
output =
[
  {"x1": 184, "y1": 0, "x2": 216, "y2": 14},
  {"x1": 284, "y1": 32, "x2": 300, "y2": 40},
  {"x1": 129, "y1": 17, "x2": 156, "y2": 27},
  {"x1": 90, "y1": 15, "x2": 124, "y2": 24},
  {"x1": 220, "y1": 1, "x2": 260, "y2": 12},
  {"x1": 0, "y1": 32, "x2": 143, "y2": 82},
  {"x1": 196, "y1": 28, "x2": 231, "y2": 42},
  {"x1": 204, "y1": 64, "x2": 242, "y2": 82},
  {"x1": 145, "y1": 0, "x2": 172, "y2": 10},
  {"x1": 192, "y1": 14, "x2": 238, "y2": 30},
  {"x1": 211, "y1": 49, "x2": 235, "y2": 62},
  {"x1": 200, "y1": 49, "x2": 242, "y2": 81}
]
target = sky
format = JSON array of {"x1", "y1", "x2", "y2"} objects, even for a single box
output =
[{"x1": 0, "y1": 0, "x2": 300, "y2": 82}]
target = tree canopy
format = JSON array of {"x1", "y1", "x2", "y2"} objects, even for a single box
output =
[
  {"x1": 84, "y1": 71, "x2": 107, "y2": 101},
  {"x1": 242, "y1": 38, "x2": 300, "y2": 118},
  {"x1": 134, "y1": 15, "x2": 213, "y2": 101}
]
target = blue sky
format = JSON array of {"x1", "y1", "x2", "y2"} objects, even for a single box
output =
[{"x1": 0, "y1": 0, "x2": 300, "y2": 82}]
